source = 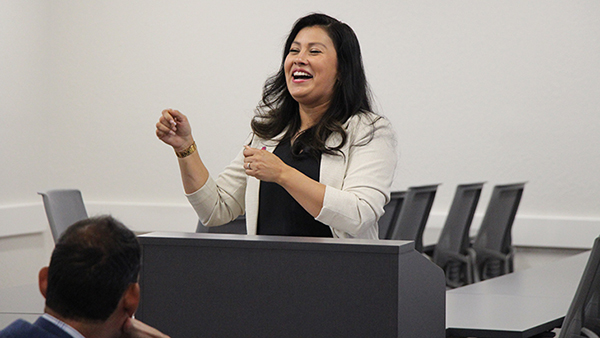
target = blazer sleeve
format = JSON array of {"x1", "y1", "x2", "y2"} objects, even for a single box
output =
[
  {"x1": 185, "y1": 139, "x2": 250, "y2": 227},
  {"x1": 316, "y1": 115, "x2": 398, "y2": 238}
]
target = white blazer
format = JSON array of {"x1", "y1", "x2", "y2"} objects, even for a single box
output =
[{"x1": 187, "y1": 112, "x2": 398, "y2": 239}]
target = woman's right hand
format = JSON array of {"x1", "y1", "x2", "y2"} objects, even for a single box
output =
[{"x1": 155, "y1": 109, "x2": 194, "y2": 152}]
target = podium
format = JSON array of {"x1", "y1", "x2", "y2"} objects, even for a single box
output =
[{"x1": 137, "y1": 232, "x2": 445, "y2": 338}]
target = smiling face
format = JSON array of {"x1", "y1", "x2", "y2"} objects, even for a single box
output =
[{"x1": 284, "y1": 26, "x2": 338, "y2": 111}]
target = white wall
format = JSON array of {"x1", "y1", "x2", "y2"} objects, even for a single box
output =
[{"x1": 1, "y1": 1, "x2": 600, "y2": 286}]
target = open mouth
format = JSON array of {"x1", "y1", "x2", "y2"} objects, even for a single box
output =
[{"x1": 292, "y1": 71, "x2": 313, "y2": 80}]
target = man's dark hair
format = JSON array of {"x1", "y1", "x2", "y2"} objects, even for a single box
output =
[
  {"x1": 45, "y1": 215, "x2": 141, "y2": 321},
  {"x1": 251, "y1": 13, "x2": 376, "y2": 159}
]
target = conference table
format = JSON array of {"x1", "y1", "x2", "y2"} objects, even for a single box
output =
[{"x1": 446, "y1": 250, "x2": 590, "y2": 338}]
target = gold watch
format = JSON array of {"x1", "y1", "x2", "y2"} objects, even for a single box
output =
[{"x1": 175, "y1": 142, "x2": 197, "y2": 158}]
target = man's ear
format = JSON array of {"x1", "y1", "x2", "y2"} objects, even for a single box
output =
[
  {"x1": 122, "y1": 283, "x2": 140, "y2": 317},
  {"x1": 38, "y1": 267, "x2": 49, "y2": 299}
]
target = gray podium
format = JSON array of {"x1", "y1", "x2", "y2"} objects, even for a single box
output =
[{"x1": 137, "y1": 232, "x2": 445, "y2": 338}]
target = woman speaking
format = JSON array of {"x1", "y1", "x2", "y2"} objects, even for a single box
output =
[{"x1": 156, "y1": 13, "x2": 397, "y2": 239}]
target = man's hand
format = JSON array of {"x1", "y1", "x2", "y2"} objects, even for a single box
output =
[{"x1": 121, "y1": 318, "x2": 170, "y2": 338}]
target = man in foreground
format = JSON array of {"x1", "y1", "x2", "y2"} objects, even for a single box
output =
[{"x1": 0, "y1": 215, "x2": 170, "y2": 338}]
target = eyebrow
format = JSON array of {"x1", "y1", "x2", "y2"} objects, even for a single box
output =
[{"x1": 291, "y1": 41, "x2": 329, "y2": 49}]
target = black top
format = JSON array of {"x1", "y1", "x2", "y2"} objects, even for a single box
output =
[{"x1": 257, "y1": 138, "x2": 333, "y2": 237}]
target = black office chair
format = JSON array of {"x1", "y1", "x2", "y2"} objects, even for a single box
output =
[
  {"x1": 389, "y1": 184, "x2": 439, "y2": 252},
  {"x1": 38, "y1": 189, "x2": 89, "y2": 243},
  {"x1": 470, "y1": 182, "x2": 525, "y2": 282},
  {"x1": 379, "y1": 191, "x2": 406, "y2": 240},
  {"x1": 196, "y1": 215, "x2": 247, "y2": 234},
  {"x1": 559, "y1": 237, "x2": 600, "y2": 338},
  {"x1": 432, "y1": 182, "x2": 485, "y2": 288}
]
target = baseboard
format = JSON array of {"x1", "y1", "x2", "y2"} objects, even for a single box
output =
[
  {"x1": 0, "y1": 202, "x2": 199, "y2": 239},
  {"x1": 85, "y1": 202, "x2": 199, "y2": 233},
  {"x1": 2, "y1": 203, "x2": 599, "y2": 249},
  {"x1": 0, "y1": 204, "x2": 47, "y2": 238}
]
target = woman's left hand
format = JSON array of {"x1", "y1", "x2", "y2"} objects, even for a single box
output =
[
  {"x1": 243, "y1": 145, "x2": 325, "y2": 218},
  {"x1": 243, "y1": 146, "x2": 289, "y2": 184}
]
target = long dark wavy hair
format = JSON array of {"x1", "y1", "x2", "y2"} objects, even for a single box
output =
[{"x1": 251, "y1": 13, "x2": 374, "y2": 158}]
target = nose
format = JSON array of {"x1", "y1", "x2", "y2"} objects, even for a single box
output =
[{"x1": 293, "y1": 52, "x2": 307, "y2": 65}]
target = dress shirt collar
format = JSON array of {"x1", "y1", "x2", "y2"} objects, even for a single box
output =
[{"x1": 42, "y1": 313, "x2": 86, "y2": 338}]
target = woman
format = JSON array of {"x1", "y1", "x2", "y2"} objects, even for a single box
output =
[{"x1": 156, "y1": 13, "x2": 397, "y2": 239}]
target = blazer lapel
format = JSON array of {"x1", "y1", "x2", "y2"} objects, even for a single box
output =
[
  {"x1": 320, "y1": 131, "x2": 347, "y2": 190},
  {"x1": 245, "y1": 135, "x2": 281, "y2": 235}
]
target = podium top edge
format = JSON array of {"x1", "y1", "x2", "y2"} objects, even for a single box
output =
[{"x1": 138, "y1": 231, "x2": 416, "y2": 254}]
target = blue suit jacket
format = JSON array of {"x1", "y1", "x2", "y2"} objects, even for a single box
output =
[{"x1": 0, "y1": 317, "x2": 73, "y2": 338}]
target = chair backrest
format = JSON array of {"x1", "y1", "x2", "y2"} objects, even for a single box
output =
[
  {"x1": 379, "y1": 191, "x2": 406, "y2": 240},
  {"x1": 196, "y1": 215, "x2": 247, "y2": 234},
  {"x1": 472, "y1": 183, "x2": 525, "y2": 254},
  {"x1": 434, "y1": 182, "x2": 485, "y2": 258},
  {"x1": 389, "y1": 184, "x2": 439, "y2": 252},
  {"x1": 38, "y1": 189, "x2": 88, "y2": 243},
  {"x1": 559, "y1": 237, "x2": 600, "y2": 338}
]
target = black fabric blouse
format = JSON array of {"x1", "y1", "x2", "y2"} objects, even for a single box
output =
[{"x1": 257, "y1": 138, "x2": 333, "y2": 237}]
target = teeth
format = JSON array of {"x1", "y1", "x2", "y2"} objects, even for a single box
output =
[{"x1": 293, "y1": 71, "x2": 312, "y2": 77}]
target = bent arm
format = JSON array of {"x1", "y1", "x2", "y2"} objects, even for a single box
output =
[
  {"x1": 277, "y1": 167, "x2": 326, "y2": 218},
  {"x1": 155, "y1": 109, "x2": 210, "y2": 194},
  {"x1": 157, "y1": 109, "x2": 248, "y2": 226},
  {"x1": 177, "y1": 148, "x2": 210, "y2": 195},
  {"x1": 186, "y1": 145, "x2": 248, "y2": 227}
]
